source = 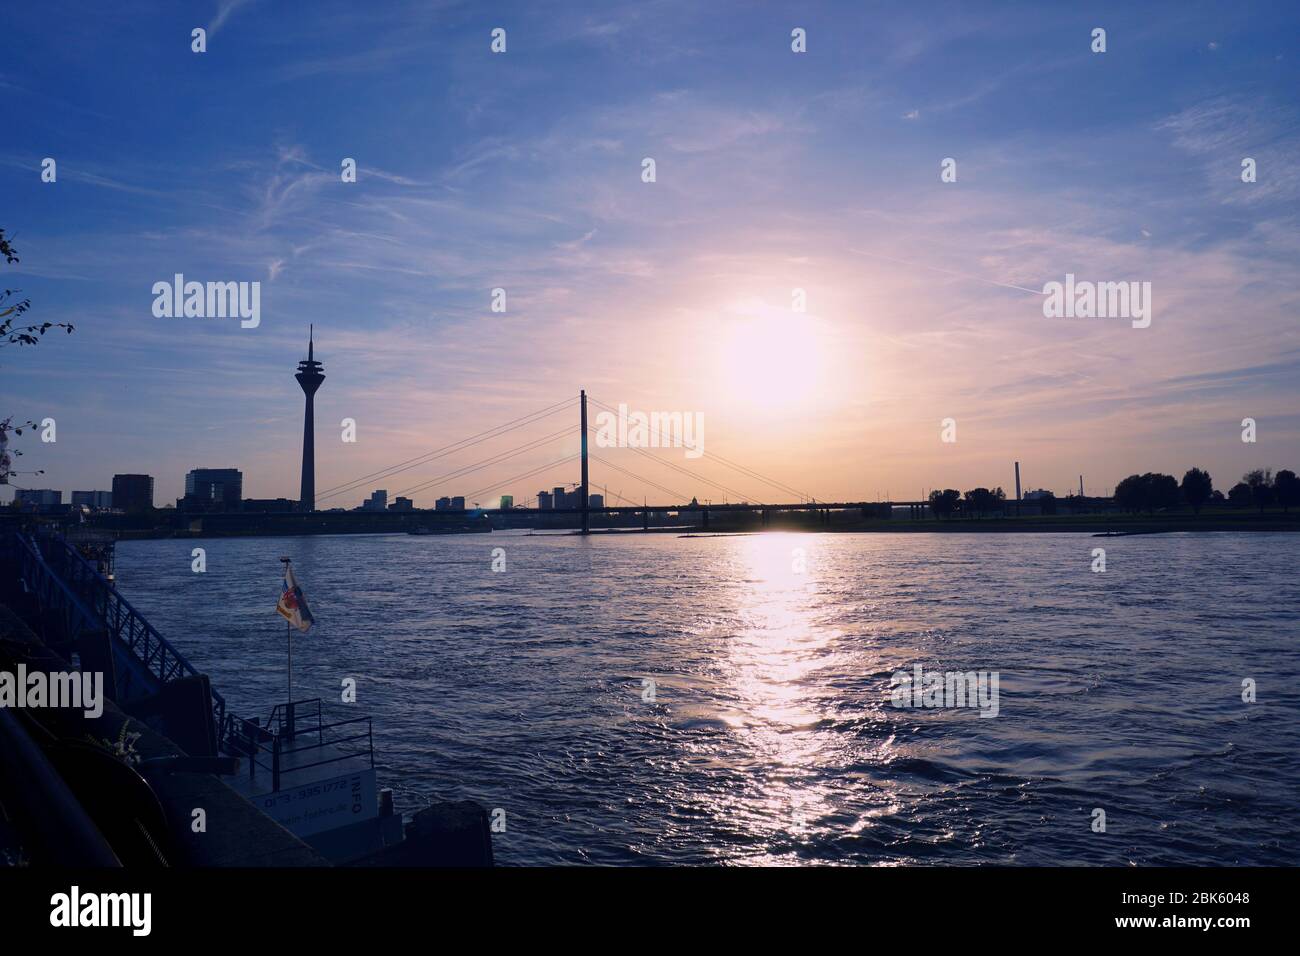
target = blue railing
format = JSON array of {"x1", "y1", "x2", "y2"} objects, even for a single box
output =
[
  {"x1": 11, "y1": 531, "x2": 226, "y2": 735},
  {"x1": 11, "y1": 531, "x2": 102, "y2": 648}
]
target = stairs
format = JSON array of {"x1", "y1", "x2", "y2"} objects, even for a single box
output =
[{"x1": 2, "y1": 530, "x2": 225, "y2": 755}]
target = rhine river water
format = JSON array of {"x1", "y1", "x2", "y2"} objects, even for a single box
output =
[{"x1": 115, "y1": 531, "x2": 1299, "y2": 865}]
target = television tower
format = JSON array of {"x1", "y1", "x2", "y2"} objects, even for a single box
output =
[{"x1": 295, "y1": 326, "x2": 325, "y2": 512}]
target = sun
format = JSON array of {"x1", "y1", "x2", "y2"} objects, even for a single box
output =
[{"x1": 713, "y1": 297, "x2": 827, "y2": 414}]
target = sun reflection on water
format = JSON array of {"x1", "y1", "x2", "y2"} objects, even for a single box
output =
[{"x1": 720, "y1": 534, "x2": 845, "y2": 860}]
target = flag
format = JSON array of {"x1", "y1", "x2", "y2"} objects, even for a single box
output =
[{"x1": 276, "y1": 565, "x2": 314, "y2": 632}]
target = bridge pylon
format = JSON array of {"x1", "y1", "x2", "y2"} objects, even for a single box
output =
[{"x1": 580, "y1": 389, "x2": 590, "y2": 534}]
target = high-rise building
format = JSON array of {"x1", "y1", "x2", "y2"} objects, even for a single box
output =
[
  {"x1": 450, "y1": 496, "x2": 465, "y2": 511},
  {"x1": 435, "y1": 496, "x2": 451, "y2": 511},
  {"x1": 112, "y1": 474, "x2": 154, "y2": 512},
  {"x1": 14, "y1": 489, "x2": 61, "y2": 511},
  {"x1": 181, "y1": 468, "x2": 243, "y2": 511},
  {"x1": 537, "y1": 491, "x2": 552, "y2": 510},
  {"x1": 362, "y1": 489, "x2": 387, "y2": 512},
  {"x1": 295, "y1": 326, "x2": 325, "y2": 512},
  {"x1": 71, "y1": 490, "x2": 113, "y2": 510},
  {"x1": 389, "y1": 497, "x2": 413, "y2": 511}
]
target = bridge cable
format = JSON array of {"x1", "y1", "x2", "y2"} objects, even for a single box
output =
[
  {"x1": 587, "y1": 394, "x2": 811, "y2": 502},
  {"x1": 585, "y1": 423, "x2": 764, "y2": 505},
  {"x1": 393, "y1": 425, "x2": 574, "y2": 499},
  {"x1": 588, "y1": 453, "x2": 688, "y2": 502},
  {"x1": 315, "y1": 397, "x2": 576, "y2": 503},
  {"x1": 585, "y1": 394, "x2": 818, "y2": 502},
  {"x1": 461, "y1": 454, "x2": 583, "y2": 503}
]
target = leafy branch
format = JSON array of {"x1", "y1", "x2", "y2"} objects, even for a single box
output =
[{"x1": 0, "y1": 230, "x2": 74, "y2": 348}]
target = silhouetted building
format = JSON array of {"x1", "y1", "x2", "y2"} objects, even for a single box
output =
[
  {"x1": 588, "y1": 494, "x2": 603, "y2": 509},
  {"x1": 549, "y1": 486, "x2": 586, "y2": 508},
  {"x1": 180, "y1": 468, "x2": 243, "y2": 512},
  {"x1": 362, "y1": 489, "x2": 387, "y2": 512},
  {"x1": 14, "y1": 489, "x2": 61, "y2": 512},
  {"x1": 435, "y1": 496, "x2": 451, "y2": 511},
  {"x1": 450, "y1": 496, "x2": 465, "y2": 511},
  {"x1": 243, "y1": 497, "x2": 297, "y2": 513},
  {"x1": 537, "y1": 491, "x2": 552, "y2": 510},
  {"x1": 389, "y1": 497, "x2": 413, "y2": 511},
  {"x1": 295, "y1": 327, "x2": 325, "y2": 512},
  {"x1": 71, "y1": 490, "x2": 113, "y2": 510},
  {"x1": 112, "y1": 474, "x2": 154, "y2": 512},
  {"x1": 499, "y1": 495, "x2": 514, "y2": 510}
]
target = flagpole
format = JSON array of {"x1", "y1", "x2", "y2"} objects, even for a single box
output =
[
  {"x1": 286, "y1": 618, "x2": 293, "y2": 740},
  {"x1": 280, "y1": 556, "x2": 294, "y2": 742}
]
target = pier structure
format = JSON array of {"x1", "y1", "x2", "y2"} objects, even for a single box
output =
[{"x1": 0, "y1": 528, "x2": 493, "y2": 866}]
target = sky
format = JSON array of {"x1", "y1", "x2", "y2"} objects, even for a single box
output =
[{"x1": 3, "y1": 0, "x2": 1298, "y2": 508}]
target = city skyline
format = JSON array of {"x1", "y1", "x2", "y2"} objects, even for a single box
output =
[
  {"x1": 1, "y1": 1, "x2": 1298, "y2": 903},
  {"x1": 3, "y1": 1, "x2": 1299, "y2": 506}
]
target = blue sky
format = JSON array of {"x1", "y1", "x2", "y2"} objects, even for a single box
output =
[{"x1": 3, "y1": 1, "x2": 1298, "y2": 506}]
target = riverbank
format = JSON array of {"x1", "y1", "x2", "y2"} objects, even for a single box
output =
[
  {"x1": 590, "y1": 511, "x2": 1300, "y2": 535},
  {"x1": 6, "y1": 508, "x2": 1297, "y2": 540},
  {"x1": 810, "y1": 513, "x2": 1300, "y2": 534}
]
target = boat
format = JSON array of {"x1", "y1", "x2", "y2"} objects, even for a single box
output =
[
  {"x1": 65, "y1": 527, "x2": 118, "y2": 584},
  {"x1": 0, "y1": 528, "x2": 494, "y2": 866}
]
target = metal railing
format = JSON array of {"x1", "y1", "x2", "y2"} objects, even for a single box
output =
[
  {"x1": 8, "y1": 531, "x2": 374, "y2": 793},
  {"x1": 222, "y1": 698, "x2": 374, "y2": 792},
  {"x1": 11, "y1": 531, "x2": 226, "y2": 733},
  {"x1": 11, "y1": 532, "x2": 101, "y2": 649}
]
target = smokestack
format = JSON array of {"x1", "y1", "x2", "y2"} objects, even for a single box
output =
[
  {"x1": 1079, "y1": 475, "x2": 1084, "y2": 497},
  {"x1": 1014, "y1": 461, "x2": 1022, "y2": 516}
]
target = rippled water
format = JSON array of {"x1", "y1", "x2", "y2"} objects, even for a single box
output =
[{"x1": 114, "y1": 531, "x2": 1299, "y2": 865}]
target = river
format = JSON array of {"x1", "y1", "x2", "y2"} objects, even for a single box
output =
[{"x1": 114, "y1": 530, "x2": 1299, "y2": 865}]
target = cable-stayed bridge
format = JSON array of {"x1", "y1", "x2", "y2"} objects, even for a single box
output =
[{"x1": 310, "y1": 391, "x2": 910, "y2": 532}]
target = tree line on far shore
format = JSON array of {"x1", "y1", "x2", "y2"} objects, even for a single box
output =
[
  {"x1": 1115, "y1": 467, "x2": 1299, "y2": 514},
  {"x1": 926, "y1": 467, "x2": 1300, "y2": 518}
]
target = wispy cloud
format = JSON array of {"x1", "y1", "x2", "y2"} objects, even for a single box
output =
[
  {"x1": 1156, "y1": 96, "x2": 1300, "y2": 205},
  {"x1": 208, "y1": 0, "x2": 258, "y2": 37}
]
